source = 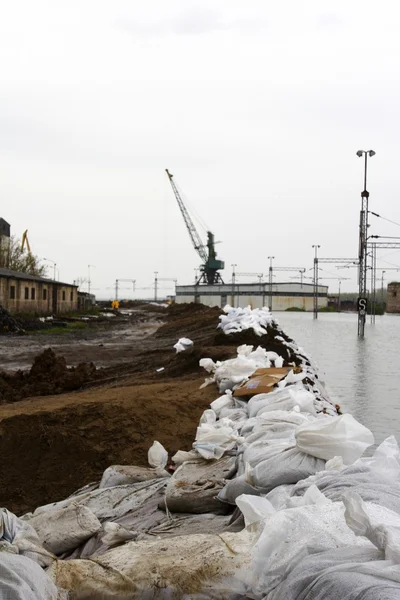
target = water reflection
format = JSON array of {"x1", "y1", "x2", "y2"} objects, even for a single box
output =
[{"x1": 277, "y1": 312, "x2": 400, "y2": 446}]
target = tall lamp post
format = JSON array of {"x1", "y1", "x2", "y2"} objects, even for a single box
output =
[
  {"x1": 312, "y1": 245, "x2": 320, "y2": 318},
  {"x1": 231, "y1": 264, "x2": 237, "y2": 308},
  {"x1": 356, "y1": 149, "x2": 376, "y2": 337},
  {"x1": 43, "y1": 257, "x2": 57, "y2": 281},
  {"x1": 381, "y1": 270, "x2": 386, "y2": 311},
  {"x1": 154, "y1": 271, "x2": 158, "y2": 302},
  {"x1": 88, "y1": 264, "x2": 95, "y2": 295},
  {"x1": 268, "y1": 256, "x2": 274, "y2": 311}
]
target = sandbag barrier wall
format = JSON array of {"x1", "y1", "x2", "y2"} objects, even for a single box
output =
[{"x1": 2, "y1": 306, "x2": 400, "y2": 599}]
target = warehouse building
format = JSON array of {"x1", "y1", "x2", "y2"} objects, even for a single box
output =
[
  {"x1": 386, "y1": 282, "x2": 400, "y2": 314},
  {"x1": 175, "y1": 282, "x2": 328, "y2": 311},
  {"x1": 0, "y1": 268, "x2": 78, "y2": 314}
]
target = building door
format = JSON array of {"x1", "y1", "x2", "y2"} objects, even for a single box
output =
[{"x1": 52, "y1": 284, "x2": 58, "y2": 314}]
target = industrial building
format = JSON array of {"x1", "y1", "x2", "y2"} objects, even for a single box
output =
[
  {"x1": 386, "y1": 282, "x2": 400, "y2": 314},
  {"x1": 0, "y1": 268, "x2": 78, "y2": 315},
  {"x1": 175, "y1": 282, "x2": 328, "y2": 311}
]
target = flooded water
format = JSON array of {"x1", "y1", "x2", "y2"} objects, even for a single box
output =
[{"x1": 277, "y1": 311, "x2": 400, "y2": 446}]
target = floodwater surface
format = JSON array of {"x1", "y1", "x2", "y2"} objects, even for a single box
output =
[{"x1": 277, "y1": 311, "x2": 400, "y2": 446}]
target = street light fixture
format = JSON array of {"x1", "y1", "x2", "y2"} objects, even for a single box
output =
[
  {"x1": 312, "y1": 245, "x2": 321, "y2": 318},
  {"x1": 43, "y1": 257, "x2": 57, "y2": 281}
]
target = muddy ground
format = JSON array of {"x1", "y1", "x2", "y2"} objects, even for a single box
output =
[{"x1": 0, "y1": 304, "x2": 300, "y2": 514}]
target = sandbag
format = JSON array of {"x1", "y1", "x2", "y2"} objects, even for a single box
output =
[
  {"x1": 217, "y1": 474, "x2": 260, "y2": 505},
  {"x1": 148, "y1": 441, "x2": 168, "y2": 469},
  {"x1": 249, "y1": 502, "x2": 372, "y2": 597},
  {"x1": 246, "y1": 444, "x2": 325, "y2": 491},
  {"x1": 269, "y1": 546, "x2": 400, "y2": 600},
  {"x1": 100, "y1": 465, "x2": 170, "y2": 488},
  {"x1": 49, "y1": 530, "x2": 252, "y2": 599},
  {"x1": 27, "y1": 503, "x2": 101, "y2": 554},
  {"x1": 0, "y1": 552, "x2": 61, "y2": 600},
  {"x1": 161, "y1": 456, "x2": 235, "y2": 514},
  {"x1": 295, "y1": 414, "x2": 374, "y2": 464},
  {"x1": 32, "y1": 479, "x2": 168, "y2": 522},
  {"x1": 0, "y1": 508, "x2": 54, "y2": 568}
]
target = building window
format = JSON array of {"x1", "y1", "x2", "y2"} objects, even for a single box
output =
[
  {"x1": 24, "y1": 287, "x2": 29, "y2": 299},
  {"x1": 43, "y1": 289, "x2": 47, "y2": 300},
  {"x1": 10, "y1": 286, "x2": 16, "y2": 299},
  {"x1": 393, "y1": 291, "x2": 397, "y2": 298},
  {"x1": 70, "y1": 291, "x2": 73, "y2": 301},
  {"x1": 62, "y1": 290, "x2": 66, "y2": 301},
  {"x1": 31, "y1": 288, "x2": 36, "y2": 300}
]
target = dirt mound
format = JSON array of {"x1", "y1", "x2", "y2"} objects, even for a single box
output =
[
  {"x1": 0, "y1": 375, "x2": 217, "y2": 514},
  {"x1": 156, "y1": 305, "x2": 222, "y2": 341},
  {"x1": 0, "y1": 349, "x2": 98, "y2": 403}
]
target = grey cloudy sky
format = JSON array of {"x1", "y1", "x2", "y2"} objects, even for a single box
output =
[{"x1": 1, "y1": 0, "x2": 399, "y2": 298}]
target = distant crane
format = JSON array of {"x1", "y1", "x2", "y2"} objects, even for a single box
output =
[
  {"x1": 165, "y1": 169, "x2": 224, "y2": 284},
  {"x1": 21, "y1": 230, "x2": 31, "y2": 254}
]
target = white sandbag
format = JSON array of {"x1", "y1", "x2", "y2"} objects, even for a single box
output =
[
  {"x1": 171, "y1": 449, "x2": 202, "y2": 465},
  {"x1": 173, "y1": 337, "x2": 193, "y2": 353},
  {"x1": 100, "y1": 522, "x2": 138, "y2": 548},
  {"x1": 217, "y1": 475, "x2": 261, "y2": 505},
  {"x1": 100, "y1": 464, "x2": 169, "y2": 488},
  {"x1": 194, "y1": 423, "x2": 243, "y2": 460},
  {"x1": 284, "y1": 484, "x2": 330, "y2": 508},
  {"x1": 49, "y1": 530, "x2": 252, "y2": 599},
  {"x1": 27, "y1": 503, "x2": 101, "y2": 554},
  {"x1": 32, "y1": 479, "x2": 168, "y2": 522},
  {"x1": 199, "y1": 409, "x2": 217, "y2": 424},
  {"x1": 269, "y1": 546, "x2": 400, "y2": 600},
  {"x1": 344, "y1": 491, "x2": 400, "y2": 561},
  {"x1": 235, "y1": 494, "x2": 275, "y2": 527},
  {"x1": 248, "y1": 386, "x2": 316, "y2": 418},
  {"x1": 218, "y1": 305, "x2": 273, "y2": 336},
  {"x1": 162, "y1": 456, "x2": 235, "y2": 513},
  {"x1": 0, "y1": 508, "x2": 54, "y2": 568},
  {"x1": 296, "y1": 414, "x2": 374, "y2": 464},
  {"x1": 0, "y1": 552, "x2": 61, "y2": 600},
  {"x1": 210, "y1": 392, "x2": 235, "y2": 416},
  {"x1": 250, "y1": 502, "x2": 372, "y2": 597},
  {"x1": 246, "y1": 444, "x2": 326, "y2": 491},
  {"x1": 148, "y1": 441, "x2": 168, "y2": 469}
]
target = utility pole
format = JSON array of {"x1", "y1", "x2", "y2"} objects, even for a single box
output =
[
  {"x1": 338, "y1": 279, "x2": 342, "y2": 311},
  {"x1": 231, "y1": 264, "x2": 237, "y2": 308},
  {"x1": 381, "y1": 270, "x2": 386, "y2": 311},
  {"x1": 268, "y1": 256, "x2": 274, "y2": 311},
  {"x1": 312, "y1": 245, "x2": 320, "y2": 318},
  {"x1": 88, "y1": 264, "x2": 95, "y2": 295},
  {"x1": 356, "y1": 149, "x2": 375, "y2": 337},
  {"x1": 154, "y1": 271, "x2": 158, "y2": 302}
]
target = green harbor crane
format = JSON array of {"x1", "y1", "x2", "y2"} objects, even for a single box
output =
[{"x1": 165, "y1": 169, "x2": 224, "y2": 284}]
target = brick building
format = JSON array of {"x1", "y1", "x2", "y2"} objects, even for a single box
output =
[
  {"x1": 386, "y1": 282, "x2": 400, "y2": 314},
  {"x1": 0, "y1": 268, "x2": 78, "y2": 315}
]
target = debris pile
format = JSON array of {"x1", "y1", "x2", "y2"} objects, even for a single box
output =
[
  {"x1": 2, "y1": 304, "x2": 400, "y2": 598},
  {"x1": 0, "y1": 306, "x2": 24, "y2": 334}
]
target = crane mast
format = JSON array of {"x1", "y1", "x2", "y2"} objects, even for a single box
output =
[{"x1": 165, "y1": 169, "x2": 224, "y2": 285}]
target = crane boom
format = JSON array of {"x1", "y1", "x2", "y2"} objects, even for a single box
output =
[
  {"x1": 165, "y1": 169, "x2": 224, "y2": 285},
  {"x1": 165, "y1": 169, "x2": 207, "y2": 263}
]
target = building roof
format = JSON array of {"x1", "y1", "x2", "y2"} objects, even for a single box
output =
[{"x1": 0, "y1": 267, "x2": 77, "y2": 288}]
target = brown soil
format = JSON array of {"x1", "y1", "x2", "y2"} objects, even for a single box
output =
[{"x1": 0, "y1": 303, "x2": 299, "y2": 514}]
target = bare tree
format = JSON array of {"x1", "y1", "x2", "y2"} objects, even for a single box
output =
[{"x1": 7, "y1": 235, "x2": 47, "y2": 277}]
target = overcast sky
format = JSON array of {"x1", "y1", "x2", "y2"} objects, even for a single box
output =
[{"x1": 1, "y1": 0, "x2": 400, "y2": 298}]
